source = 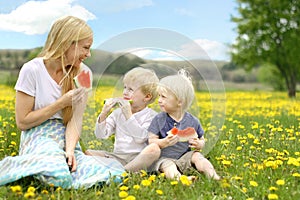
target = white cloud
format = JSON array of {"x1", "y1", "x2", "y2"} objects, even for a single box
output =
[
  {"x1": 99, "y1": 0, "x2": 154, "y2": 13},
  {"x1": 0, "y1": 0, "x2": 96, "y2": 35},
  {"x1": 128, "y1": 39, "x2": 230, "y2": 61},
  {"x1": 178, "y1": 39, "x2": 230, "y2": 61}
]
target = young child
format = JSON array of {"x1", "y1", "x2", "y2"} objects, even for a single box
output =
[
  {"x1": 148, "y1": 69, "x2": 220, "y2": 180},
  {"x1": 85, "y1": 67, "x2": 161, "y2": 172}
]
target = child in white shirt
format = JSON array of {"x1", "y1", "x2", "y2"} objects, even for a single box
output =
[{"x1": 86, "y1": 67, "x2": 161, "y2": 172}]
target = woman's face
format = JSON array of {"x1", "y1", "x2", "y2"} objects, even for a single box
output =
[{"x1": 64, "y1": 36, "x2": 93, "y2": 68}]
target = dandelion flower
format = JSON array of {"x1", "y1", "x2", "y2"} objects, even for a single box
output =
[
  {"x1": 141, "y1": 179, "x2": 151, "y2": 186},
  {"x1": 250, "y1": 181, "x2": 258, "y2": 187},
  {"x1": 292, "y1": 173, "x2": 300, "y2": 177},
  {"x1": 276, "y1": 179, "x2": 285, "y2": 185},
  {"x1": 269, "y1": 186, "x2": 278, "y2": 191},
  {"x1": 10, "y1": 185, "x2": 22, "y2": 193},
  {"x1": 180, "y1": 175, "x2": 192, "y2": 186},
  {"x1": 119, "y1": 191, "x2": 128, "y2": 198},
  {"x1": 156, "y1": 189, "x2": 163, "y2": 195},
  {"x1": 124, "y1": 195, "x2": 136, "y2": 200},
  {"x1": 24, "y1": 192, "x2": 35, "y2": 198},
  {"x1": 268, "y1": 194, "x2": 278, "y2": 200},
  {"x1": 119, "y1": 185, "x2": 129, "y2": 191},
  {"x1": 170, "y1": 181, "x2": 178, "y2": 185},
  {"x1": 133, "y1": 185, "x2": 140, "y2": 190}
]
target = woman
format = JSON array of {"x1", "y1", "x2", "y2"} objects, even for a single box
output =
[{"x1": 0, "y1": 16, "x2": 124, "y2": 189}]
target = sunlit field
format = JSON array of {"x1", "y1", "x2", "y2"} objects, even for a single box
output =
[{"x1": 0, "y1": 84, "x2": 299, "y2": 200}]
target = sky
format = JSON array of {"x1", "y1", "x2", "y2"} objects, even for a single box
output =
[{"x1": 0, "y1": 0, "x2": 238, "y2": 61}]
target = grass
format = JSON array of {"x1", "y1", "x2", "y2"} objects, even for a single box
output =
[{"x1": 0, "y1": 84, "x2": 299, "y2": 199}]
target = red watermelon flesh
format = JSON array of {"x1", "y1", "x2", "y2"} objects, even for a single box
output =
[
  {"x1": 74, "y1": 70, "x2": 92, "y2": 91},
  {"x1": 168, "y1": 127, "x2": 197, "y2": 142}
]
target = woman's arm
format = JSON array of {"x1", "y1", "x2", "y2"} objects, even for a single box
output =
[
  {"x1": 15, "y1": 88, "x2": 85, "y2": 131},
  {"x1": 15, "y1": 91, "x2": 65, "y2": 131},
  {"x1": 65, "y1": 90, "x2": 88, "y2": 171}
]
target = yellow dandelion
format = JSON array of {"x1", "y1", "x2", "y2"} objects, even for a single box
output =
[
  {"x1": 119, "y1": 185, "x2": 129, "y2": 191},
  {"x1": 276, "y1": 179, "x2": 285, "y2": 185},
  {"x1": 292, "y1": 173, "x2": 300, "y2": 177},
  {"x1": 11, "y1": 132, "x2": 17, "y2": 136},
  {"x1": 41, "y1": 190, "x2": 49, "y2": 194},
  {"x1": 123, "y1": 177, "x2": 130, "y2": 184},
  {"x1": 159, "y1": 173, "x2": 165, "y2": 178},
  {"x1": 27, "y1": 186, "x2": 35, "y2": 193},
  {"x1": 133, "y1": 185, "x2": 140, "y2": 190},
  {"x1": 170, "y1": 181, "x2": 178, "y2": 185},
  {"x1": 249, "y1": 181, "x2": 258, "y2": 187},
  {"x1": 242, "y1": 187, "x2": 247, "y2": 193},
  {"x1": 141, "y1": 179, "x2": 151, "y2": 186},
  {"x1": 96, "y1": 191, "x2": 103, "y2": 196},
  {"x1": 119, "y1": 191, "x2": 128, "y2": 198},
  {"x1": 236, "y1": 146, "x2": 243, "y2": 151},
  {"x1": 24, "y1": 192, "x2": 35, "y2": 198},
  {"x1": 220, "y1": 179, "x2": 230, "y2": 188},
  {"x1": 156, "y1": 189, "x2": 163, "y2": 195},
  {"x1": 269, "y1": 186, "x2": 278, "y2": 191},
  {"x1": 10, "y1": 185, "x2": 22, "y2": 193},
  {"x1": 121, "y1": 172, "x2": 128, "y2": 177},
  {"x1": 180, "y1": 175, "x2": 192, "y2": 186},
  {"x1": 140, "y1": 170, "x2": 147, "y2": 177},
  {"x1": 148, "y1": 174, "x2": 156, "y2": 182},
  {"x1": 268, "y1": 194, "x2": 278, "y2": 200},
  {"x1": 246, "y1": 198, "x2": 254, "y2": 200},
  {"x1": 11, "y1": 152, "x2": 17, "y2": 156},
  {"x1": 221, "y1": 160, "x2": 231, "y2": 166},
  {"x1": 124, "y1": 195, "x2": 136, "y2": 200}
]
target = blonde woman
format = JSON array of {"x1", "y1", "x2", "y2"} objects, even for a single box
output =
[{"x1": 0, "y1": 16, "x2": 124, "y2": 189}]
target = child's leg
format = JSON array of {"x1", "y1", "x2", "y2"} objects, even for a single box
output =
[
  {"x1": 191, "y1": 152, "x2": 221, "y2": 180},
  {"x1": 124, "y1": 143, "x2": 160, "y2": 172},
  {"x1": 84, "y1": 149, "x2": 106, "y2": 157},
  {"x1": 160, "y1": 159, "x2": 182, "y2": 179}
]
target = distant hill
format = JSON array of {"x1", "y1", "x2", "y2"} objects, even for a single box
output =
[
  {"x1": 0, "y1": 48, "x2": 228, "y2": 78},
  {"x1": 0, "y1": 49, "x2": 265, "y2": 90}
]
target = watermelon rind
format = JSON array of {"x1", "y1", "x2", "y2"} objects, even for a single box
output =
[{"x1": 73, "y1": 71, "x2": 92, "y2": 92}]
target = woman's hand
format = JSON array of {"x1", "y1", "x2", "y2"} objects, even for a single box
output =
[
  {"x1": 60, "y1": 88, "x2": 87, "y2": 108},
  {"x1": 66, "y1": 151, "x2": 77, "y2": 172}
]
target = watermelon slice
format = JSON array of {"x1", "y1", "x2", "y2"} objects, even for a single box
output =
[
  {"x1": 168, "y1": 127, "x2": 198, "y2": 142},
  {"x1": 103, "y1": 98, "x2": 133, "y2": 105},
  {"x1": 73, "y1": 69, "x2": 92, "y2": 91}
]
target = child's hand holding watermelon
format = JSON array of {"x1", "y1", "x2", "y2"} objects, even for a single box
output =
[{"x1": 188, "y1": 137, "x2": 205, "y2": 150}]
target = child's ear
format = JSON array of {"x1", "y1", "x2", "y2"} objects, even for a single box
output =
[
  {"x1": 177, "y1": 100, "x2": 182, "y2": 107},
  {"x1": 144, "y1": 93, "x2": 152, "y2": 102}
]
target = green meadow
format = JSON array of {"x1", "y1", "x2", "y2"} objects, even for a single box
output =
[{"x1": 0, "y1": 84, "x2": 299, "y2": 200}]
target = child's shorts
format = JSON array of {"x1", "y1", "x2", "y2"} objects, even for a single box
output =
[{"x1": 149, "y1": 150, "x2": 204, "y2": 173}]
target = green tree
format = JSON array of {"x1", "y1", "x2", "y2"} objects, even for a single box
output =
[{"x1": 231, "y1": 0, "x2": 300, "y2": 97}]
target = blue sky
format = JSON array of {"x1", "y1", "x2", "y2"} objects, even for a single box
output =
[{"x1": 0, "y1": 0, "x2": 238, "y2": 61}]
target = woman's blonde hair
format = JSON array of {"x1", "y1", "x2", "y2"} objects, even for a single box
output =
[
  {"x1": 159, "y1": 69, "x2": 194, "y2": 111},
  {"x1": 39, "y1": 16, "x2": 93, "y2": 124},
  {"x1": 123, "y1": 67, "x2": 159, "y2": 104}
]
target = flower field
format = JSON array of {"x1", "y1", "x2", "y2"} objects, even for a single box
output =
[{"x1": 0, "y1": 84, "x2": 299, "y2": 199}]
